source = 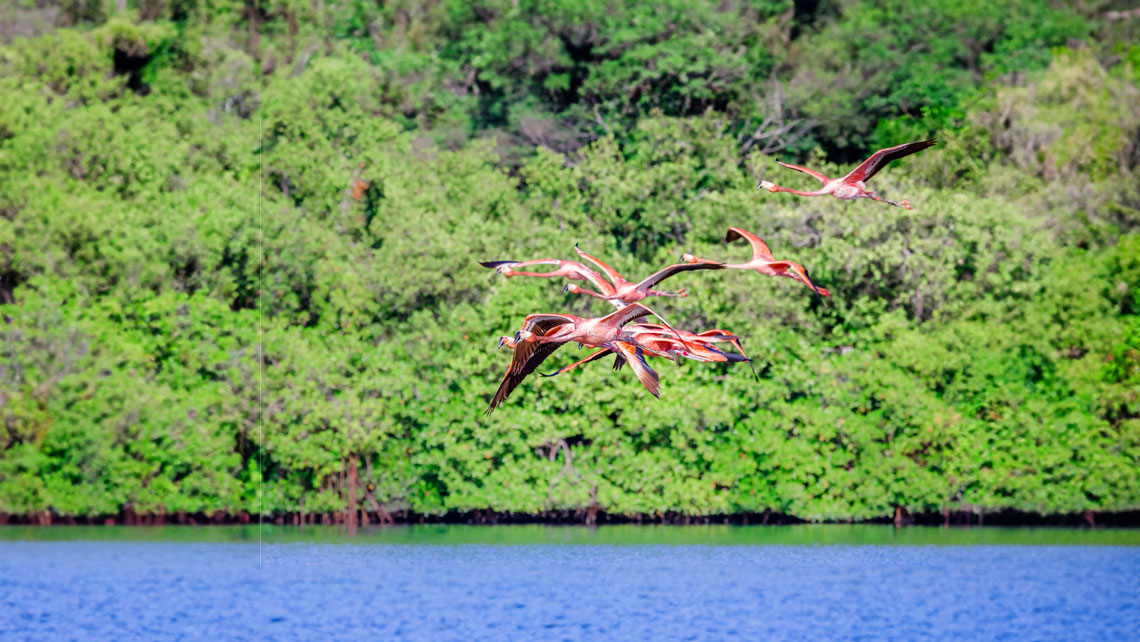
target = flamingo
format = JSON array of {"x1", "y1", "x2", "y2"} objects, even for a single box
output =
[
  {"x1": 540, "y1": 335, "x2": 747, "y2": 378},
  {"x1": 486, "y1": 303, "x2": 677, "y2": 413},
  {"x1": 682, "y1": 227, "x2": 830, "y2": 297},
  {"x1": 630, "y1": 324, "x2": 758, "y2": 378},
  {"x1": 479, "y1": 259, "x2": 615, "y2": 295},
  {"x1": 564, "y1": 244, "x2": 725, "y2": 307},
  {"x1": 540, "y1": 329, "x2": 748, "y2": 378},
  {"x1": 757, "y1": 139, "x2": 936, "y2": 209}
]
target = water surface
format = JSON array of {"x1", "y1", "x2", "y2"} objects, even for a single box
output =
[{"x1": 2, "y1": 526, "x2": 1137, "y2": 640}]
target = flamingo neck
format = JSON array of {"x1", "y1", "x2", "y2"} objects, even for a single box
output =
[
  {"x1": 574, "y1": 287, "x2": 612, "y2": 300},
  {"x1": 773, "y1": 185, "x2": 824, "y2": 197},
  {"x1": 508, "y1": 270, "x2": 559, "y2": 278}
]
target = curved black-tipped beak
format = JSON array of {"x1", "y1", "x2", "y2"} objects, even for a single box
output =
[
  {"x1": 755, "y1": 182, "x2": 763, "y2": 191},
  {"x1": 562, "y1": 284, "x2": 572, "y2": 294},
  {"x1": 514, "y1": 331, "x2": 522, "y2": 343}
]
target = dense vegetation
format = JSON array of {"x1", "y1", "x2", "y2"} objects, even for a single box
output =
[{"x1": 1, "y1": 0, "x2": 1138, "y2": 524}]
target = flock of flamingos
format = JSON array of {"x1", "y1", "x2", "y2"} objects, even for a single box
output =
[{"x1": 481, "y1": 139, "x2": 937, "y2": 413}]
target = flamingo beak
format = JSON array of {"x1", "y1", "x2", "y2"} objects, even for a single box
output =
[
  {"x1": 562, "y1": 284, "x2": 572, "y2": 294},
  {"x1": 758, "y1": 180, "x2": 777, "y2": 193}
]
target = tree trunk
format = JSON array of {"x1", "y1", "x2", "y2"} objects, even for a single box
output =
[{"x1": 347, "y1": 456, "x2": 358, "y2": 534}]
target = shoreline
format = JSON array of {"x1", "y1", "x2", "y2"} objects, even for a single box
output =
[{"x1": 4, "y1": 508, "x2": 1139, "y2": 529}]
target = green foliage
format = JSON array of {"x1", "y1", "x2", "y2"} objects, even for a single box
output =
[{"x1": 0, "y1": 2, "x2": 1137, "y2": 521}]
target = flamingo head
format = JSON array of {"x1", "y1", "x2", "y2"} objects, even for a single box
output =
[
  {"x1": 901, "y1": 200, "x2": 913, "y2": 210},
  {"x1": 758, "y1": 180, "x2": 778, "y2": 193},
  {"x1": 681, "y1": 254, "x2": 725, "y2": 267},
  {"x1": 497, "y1": 336, "x2": 516, "y2": 349},
  {"x1": 563, "y1": 283, "x2": 581, "y2": 294},
  {"x1": 785, "y1": 263, "x2": 830, "y2": 297},
  {"x1": 782, "y1": 262, "x2": 809, "y2": 282},
  {"x1": 514, "y1": 329, "x2": 535, "y2": 344}
]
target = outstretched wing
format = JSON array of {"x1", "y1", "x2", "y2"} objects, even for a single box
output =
[
  {"x1": 776, "y1": 161, "x2": 829, "y2": 183},
  {"x1": 520, "y1": 314, "x2": 577, "y2": 336},
  {"x1": 634, "y1": 261, "x2": 725, "y2": 292},
  {"x1": 574, "y1": 243, "x2": 623, "y2": 285},
  {"x1": 726, "y1": 227, "x2": 775, "y2": 262},
  {"x1": 563, "y1": 260, "x2": 618, "y2": 295},
  {"x1": 486, "y1": 337, "x2": 567, "y2": 414},
  {"x1": 610, "y1": 341, "x2": 660, "y2": 398},
  {"x1": 597, "y1": 303, "x2": 656, "y2": 329},
  {"x1": 842, "y1": 139, "x2": 937, "y2": 183},
  {"x1": 511, "y1": 259, "x2": 564, "y2": 268}
]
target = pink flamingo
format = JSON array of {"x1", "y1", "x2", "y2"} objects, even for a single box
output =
[
  {"x1": 631, "y1": 324, "x2": 758, "y2": 378},
  {"x1": 486, "y1": 303, "x2": 678, "y2": 413},
  {"x1": 757, "y1": 139, "x2": 936, "y2": 209},
  {"x1": 682, "y1": 227, "x2": 830, "y2": 297},
  {"x1": 565, "y1": 244, "x2": 724, "y2": 307},
  {"x1": 479, "y1": 259, "x2": 615, "y2": 295},
  {"x1": 541, "y1": 326, "x2": 750, "y2": 378}
]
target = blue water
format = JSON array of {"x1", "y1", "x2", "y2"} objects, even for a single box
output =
[{"x1": 2, "y1": 535, "x2": 1138, "y2": 640}]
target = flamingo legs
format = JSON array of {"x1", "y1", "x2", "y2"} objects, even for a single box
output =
[
  {"x1": 865, "y1": 192, "x2": 913, "y2": 210},
  {"x1": 646, "y1": 288, "x2": 687, "y2": 298}
]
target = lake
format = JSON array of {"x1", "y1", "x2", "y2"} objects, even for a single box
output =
[{"x1": 2, "y1": 525, "x2": 1138, "y2": 640}]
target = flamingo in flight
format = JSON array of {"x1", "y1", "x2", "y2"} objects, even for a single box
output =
[
  {"x1": 541, "y1": 326, "x2": 750, "y2": 379},
  {"x1": 479, "y1": 258, "x2": 622, "y2": 306},
  {"x1": 564, "y1": 244, "x2": 725, "y2": 307},
  {"x1": 486, "y1": 303, "x2": 678, "y2": 413},
  {"x1": 631, "y1": 324, "x2": 751, "y2": 362},
  {"x1": 479, "y1": 259, "x2": 612, "y2": 290},
  {"x1": 632, "y1": 324, "x2": 758, "y2": 378},
  {"x1": 683, "y1": 227, "x2": 830, "y2": 297},
  {"x1": 757, "y1": 139, "x2": 936, "y2": 209}
]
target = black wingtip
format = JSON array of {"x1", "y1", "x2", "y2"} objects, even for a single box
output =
[{"x1": 479, "y1": 260, "x2": 517, "y2": 269}]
